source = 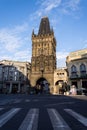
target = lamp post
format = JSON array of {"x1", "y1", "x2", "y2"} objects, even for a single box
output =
[{"x1": 40, "y1": 68, "x2": 44, "y2": 77}]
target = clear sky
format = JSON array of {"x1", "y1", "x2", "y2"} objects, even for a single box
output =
[{"x1": 0, "y1": 0, "x2": 87, "y2": 67}]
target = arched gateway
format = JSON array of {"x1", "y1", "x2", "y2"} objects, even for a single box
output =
[
  {"x1": 36, "y1": 77, "x2": 50, "y2": 93},
  {"x1": 30, "y1": 17, "x2": 56, "y2": 94}
]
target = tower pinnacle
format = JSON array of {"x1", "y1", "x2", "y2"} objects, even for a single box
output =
[{"x1": 38, "y1": 17, "x2": 52, "y2": 35}]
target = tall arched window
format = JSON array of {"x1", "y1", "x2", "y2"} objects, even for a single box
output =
[
  {"x1": 71, "y1": 65, "x2": 77, "y2": 73},
  {"x1": 71, "y1": 65, "x2": 77, "y2": 77},
  {"x1": 80, "y1": 64, "x2": 86, "y2": 75}
]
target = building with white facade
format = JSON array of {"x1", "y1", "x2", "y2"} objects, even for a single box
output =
[{"x1": 66, "y1": 48, "x2": 87, "y2": 89}]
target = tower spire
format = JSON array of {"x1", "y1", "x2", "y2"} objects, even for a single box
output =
[{"x1": 38, "y1": 17, "x2": 51, "y2": 35}]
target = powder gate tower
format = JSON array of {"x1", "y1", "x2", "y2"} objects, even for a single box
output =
[{"x1": 30, "y1": 17, "x2": 56, "y2": 93}]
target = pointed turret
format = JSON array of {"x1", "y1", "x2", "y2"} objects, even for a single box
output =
[{"x1": 38, "y1": 17, "x2": 52, "y2": 35}]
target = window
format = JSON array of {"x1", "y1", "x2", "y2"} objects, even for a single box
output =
[
  {"x1": 57, "y1": 73, "x2": 64, "y2": 77},
  {"x1": 80, "y1": 64, "x2": 86, "y2": 72},
  {"x1": 43, "y1": 48, "x2": 47, "y2": 55},
  {"x1": 38, "y1": 49, "x2": 41, "y2": 55},
  {"x1": 71, "y1": 65, "x2": 77, "y2": 77},
  {"x1": 80, "y1": 64, "x2": 86, "y2": 75},
  {"x1": 10, "y1": 76, "x2": 13, "y2": 81},
  {"x1": 71, "y1": 65, "x2": 77, "y2": 73}
]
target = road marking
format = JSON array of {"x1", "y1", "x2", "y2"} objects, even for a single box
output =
[
  {"x1": 45, "y1": 102, "x2": 75, "y2": 107},
  {"x1": 33, "y1": 99, "x2": 39, "y2": 102},
  {"x1": 64, "y1": 109, "x2": 87, "y2": 127},
  {"x1": 48, "y1": 109, "x2": 71, "y2": 130},
  {"x1": 0, "y1": 108, "x2": 4, "y2": 111},
  {"x1": 25, "y1": 99, "x2": 30, "y2": 102},
  {"x1": 18, "y1": 108, "x2": 39, "y2": 130},
  {"x1": 13, "y1": 99, "x2": 22, "y2": 103},
  {"x1": 0, "y1": 108, "x2": 21, "y2": 127},
  {"x1": 0, "y1": 100, "x2": 9, "y2": 105}
]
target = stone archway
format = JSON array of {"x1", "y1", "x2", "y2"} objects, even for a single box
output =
[
  {"x1": 36, "y1": 77, "x2": 50, "y2": 94},
  {"x1": 55, "y1": 80, "x2": 64, "y2": 94}
]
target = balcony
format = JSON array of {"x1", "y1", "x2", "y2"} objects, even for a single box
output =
[
  {"x1": 80, "y1": 73, "x2": 87, "y2": 79},
  {"x1": 70, "y1": 74, "x2": 79, "y2": 80},
  {"x1": 70, "y1": 72, "x2": 87, "y2": 80}
]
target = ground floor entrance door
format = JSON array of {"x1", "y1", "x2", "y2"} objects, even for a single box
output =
[
  {"x1": 82, "y1": 81, "x2": 87, "y2": 88},
  {"x1": 12, "y1": 84, "x2": 18, "y2": 93}
]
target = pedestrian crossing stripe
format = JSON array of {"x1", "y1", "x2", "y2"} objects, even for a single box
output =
[
  {"x1": 0, "y1": 108, "x2": 21, "y2": 127},
  {"x1": 0, "y1": 108, "x2": 4, "y2": 111},
  {"x1": 18, "y1": 108, "x2": 39, "y2": 130},
  {"x1": 48, "y1": 109, "x2": 71, "y2": 130},
  {"x1": 25, "y1": 99, "x2": 30, "y2": 102},
  {"x1": 64, "y1": 109, "x2": 87, "y2": 127},
  {"x1": 0, "y1": 108, "x2": 87, "y2": 129},
  {"x1": 13, "y1": 99, "x2": 22, "y2": 103}
]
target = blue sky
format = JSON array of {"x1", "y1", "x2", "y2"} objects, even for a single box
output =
[{"x1": 0, "y1": 0, "x2": 87, "y2": 67}]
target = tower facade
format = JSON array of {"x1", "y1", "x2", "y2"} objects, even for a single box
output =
[{"x1": 30, "y1": 17, "x2": 56, "y2": 92}]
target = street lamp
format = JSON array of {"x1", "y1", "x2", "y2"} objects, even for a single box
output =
[{"x1": 40, "y1": 68, "x2": 44, "y2": 77}]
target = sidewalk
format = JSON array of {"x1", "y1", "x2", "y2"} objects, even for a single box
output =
[{"x1": 69, "y1": 95, "x2": 87, "y2": 100}]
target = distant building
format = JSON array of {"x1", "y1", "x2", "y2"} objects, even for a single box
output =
[
  {"x1": 54, "y1": 67, "x2": 68, "y2": 94},
  {"x1": 66, "y1": 48, "x2": 87, "y2": 89},
  {"x1": 0, "y1": 63, "x2": 3, "y2": 93},
  {"x1": 0, "y1": 60, "x2": 31, "y2": 94}
]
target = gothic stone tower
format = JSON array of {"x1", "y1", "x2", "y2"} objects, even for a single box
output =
[{"x1": 30, "y1": 17, "x2": 56, "y2": 92}]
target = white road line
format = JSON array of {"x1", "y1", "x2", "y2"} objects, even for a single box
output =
[
  {"x1": 18, "y1": 108, "x2": 39, "y2": 130},
  {"x1": 64, "y1": 109, "x2": 87, "y2": 127},
  {"x1": 48, "y1": 109, "x2": 71, "y2": 130},
  {"x1": 45, "y1": 102, "x2": 75, "y2": 107},
  {"x1": 25, "y1": 99, "x2": 30, "y2": 102},
  {"x1": 0, "y1": 108, "x2": 4, "y2": 111},
  {"x1": 13, "y1": 99, "x2": 22, "y2": 103},
  {"x1": 33, "y1": 99, "x2": 39, "y2": 102},
  {"x1": 0, "y1": 100, "x2": 8, "y2": 105},
  {"x1": 0, "y1": 108, "x2": 21, "y2": 127}
]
